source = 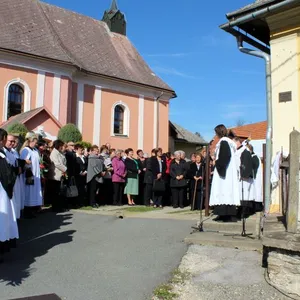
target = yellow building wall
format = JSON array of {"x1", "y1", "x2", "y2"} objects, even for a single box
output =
[{"x1": 267, "y1": 12, "x2": 300, "y2": 212}]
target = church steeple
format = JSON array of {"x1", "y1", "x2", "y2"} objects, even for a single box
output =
[{"x1": 102, "y1": 0, "x2": 126, "y2": 36}]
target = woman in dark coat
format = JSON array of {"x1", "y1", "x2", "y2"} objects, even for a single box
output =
[
  {"x1": 170, "y1": 151, "x2": 187, "y2": 208},
  {"x1": 188, "y1": 153, "x2": 204, "y2": 210},
  {"x1": 150, "y1": 149, "x2": 166, "y2": 208},
  {"x1": 136, "y1": 149, "x2": 147, "y2": 205},
  {"x1": 124, "y1": 148, "x2": 141, "y2": 205}
]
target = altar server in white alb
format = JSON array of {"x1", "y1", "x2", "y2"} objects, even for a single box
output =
[
  {"x1": 247, "y1": 144, "x2": 263, "y2": 212},
  {"x1": 0, "y1": 129, "x2": 19, "y2": 263},
  {"x1": 210, "y1": 124, "x2": 240, "y2": 222},
  {"x1": 12, "y1": 137, "x2": 26, "y2": 215},
  {"x1": 233, "y1": 137, "x2": 255, "y2": 215},
  {"x1": 20, "y1": 132, "x2": 42, "y2": 218},
  {"x1": 3, "y1": 134, "x2": 23, "y2": 219}
]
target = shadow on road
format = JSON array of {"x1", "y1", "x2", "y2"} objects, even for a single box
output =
[{"x1": 0, "y1": 210, "x2": 75, "y2": 286}]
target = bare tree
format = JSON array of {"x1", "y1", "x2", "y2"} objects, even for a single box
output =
[{"x1": 235, "y1": 119, "x2": 246, "y2": 127}]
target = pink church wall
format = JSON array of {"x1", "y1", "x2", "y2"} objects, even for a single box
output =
[
  {"x1": 82, "y1": 85, "x2": 95, "y2": 143},
  {"x1": 71, "y1": 82, "x2": 78, "y2": 124},
  {"x1": 44, "y1": 73, "x2": 54, "y2": 113},
  {"x1": 0, "y1": 63, "x2": 37, "y2": 122},
  {"x1": 101, "y1": 89, "x2": 139, "y2": 150},
  {"x1": 59, "y1": 76, "x2": 69, "y2": 125},
  {"x1": 159, "y1": 101, "x2": 169, "y2": 153},
  {"x1": 144, "y1": 97, "x2": 154, "y2": 154}
]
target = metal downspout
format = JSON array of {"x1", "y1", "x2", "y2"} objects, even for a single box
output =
[{"x1": 237, "y1": 37, "x2": 272, "y2": 230}]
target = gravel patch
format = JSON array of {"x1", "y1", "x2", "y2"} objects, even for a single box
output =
[{"x1": 161, "y1": 245, "x2": 289, "y2": 300}]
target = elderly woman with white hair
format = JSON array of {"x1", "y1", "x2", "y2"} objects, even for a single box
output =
[
  {"x1": 170, "y1": 151, "x2": 187, "y2": 208},
  {"x1": 20, "y1": 132, "x2": 42, "y2": 218}
]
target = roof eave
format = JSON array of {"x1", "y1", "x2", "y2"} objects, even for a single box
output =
[
  {"x1": 225, "y1": 0, "x2": 278, "y2": 19},
  {"x1": 175, "y1": 139, "x2": 208, "y2": 146},
  {"x1": 0, "y1": 48, "x2": 176, "y2": 98},
  {"x1": 84, "y1": 69, "x2": 176, "y2": 97},
  {"x1": 220, "y1": 0, "x2": 300, "y2": 49}
]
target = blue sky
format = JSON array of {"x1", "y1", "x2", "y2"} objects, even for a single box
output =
[{"x1": 44, "y1": 0, "x2": 266, "y2": 141}]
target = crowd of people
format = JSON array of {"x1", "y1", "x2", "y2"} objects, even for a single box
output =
[{"x1": 0, "y1": 123, "x2": 264, "y2": 262}]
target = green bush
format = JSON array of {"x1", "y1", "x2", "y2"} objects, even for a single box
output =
[
  {"x1": 58, "y1": 123, "x2": 82, "y2": 143},
  {"x1": 6, "y1": 122, "x2": 28, "y2": 139},
  {"x1": 77, "y1": 141, "x2": 92, "y2": 149}
]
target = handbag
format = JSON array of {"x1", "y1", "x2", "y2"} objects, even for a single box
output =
[
  {"x1": 25, "y1": 168, "x2": 34, "y2": 185},
  {"x1": 66, "y1": 176, "x2": 79, "y2": 198},
  {"x1": 59, "y1": 177, "x2": 67, "y2": 196},
  {"x1": 153, "y1": 179, "x2": 165, "y2": 192}
]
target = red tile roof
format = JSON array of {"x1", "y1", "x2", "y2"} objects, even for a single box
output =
[
  {"x1": 229, "y1": 121, "x2": 267, "y2": 140},
  {"x1": 209, "y1": 121, "x2": 267, "y2": 155},
  {"x1": 0, "y1": 0, "x2": 175, "y2": 93}
]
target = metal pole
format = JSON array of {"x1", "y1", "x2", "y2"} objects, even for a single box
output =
[
  {"x1": 205, "y1": 144, "x2": 210, "y2": 216},
  {"x1": 237, "y1": 36, "x2": 272, "y2": 223}
]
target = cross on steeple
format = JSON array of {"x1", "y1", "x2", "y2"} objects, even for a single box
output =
[{"x1": 110, "y1": 0, "x2": 118, "y2": 11}]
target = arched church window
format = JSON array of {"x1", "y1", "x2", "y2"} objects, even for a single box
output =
[
  {"x1": 8, "y1": 84, "x2": 24, "y2": 118},
  {"x1": 114, "y1": 105, "x2": 124, "y2": 134}
]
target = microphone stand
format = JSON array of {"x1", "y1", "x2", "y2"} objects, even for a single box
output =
[{"x1": 224, "y1": 179, "x2": 254, "y2": 239}]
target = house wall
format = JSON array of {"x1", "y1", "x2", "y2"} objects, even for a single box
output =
[
  {"x1": 0, "y1": 54, "x2": 172, "y2": 154},
  {"x1": 267, "y1": 9, "x2": 300, "y2": 213},
  {"x1": 174, "y1": 143, "x2": 199, "y2": 159},
  {"x1": 24, "y1": 110, "x2": 61, "y2": 134}
]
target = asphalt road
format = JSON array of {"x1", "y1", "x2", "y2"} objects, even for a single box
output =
[{"x1": 0, "y1": 210, "x2": 192, "y2": 300}]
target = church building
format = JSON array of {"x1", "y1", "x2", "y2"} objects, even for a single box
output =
[{"x1": 0, "y1": 0, "x2": 176, "y2": 152}]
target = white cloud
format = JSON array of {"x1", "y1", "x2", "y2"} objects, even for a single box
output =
[
  {"x1": 224, "y1": 103, "x2": 265, "y2": 110},
  {"x1": 153, "y1": 66, "x2": 201, "y2": 79},
  {"x1": 232, "y1": 69, "x2": 264, "y2": 75},
  {"x1": 144, "y1": 52, "x2": 194, "y2": 58},
  {"x1": 221, "y1": 111, "x2": 245, "y2": 119}
]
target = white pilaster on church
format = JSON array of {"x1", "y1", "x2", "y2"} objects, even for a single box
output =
[
  {"x1": 93, "y1": 86, "x2": 102, "y2": 145},
  {"x1": 36, "y1": 71, "x2": 45, "y2": 108},
  {"x1": 52, "y1": 74, "x2": 61, "y2": 119},
  {"x1": 138, "y1": 94, "x2": 144, "y2": 149},
  {"x1": 77, "y1": 82, "x2": 84, "y2": 132},
  {"x1": 153, "y1": 97, "x2": 158, "y2": 148}
]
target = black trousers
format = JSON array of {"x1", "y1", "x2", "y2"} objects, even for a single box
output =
[
  {"x1": 102, "y1": 179, "x2": 113, "y2": 205},
  {"x1": 190, "y1": 188, "x2": 203, "y2": 210},
  {"x1": 47, "y1": 179, "x2": 67, "y2": 212},
  {"x1": 172, "y1": 187, "x2": 185, "y2": 208},
  {"x1": 137, "y1": 176, "x2": 145, "y2": 205},
  {"x1": 75, "y1": 175, "x2": 87, "y2": 206},
  {"x1": 153, "y1": 191, "x2": 164, "y2": 206},
  {"x1": 144, "y1": 183, "x2": 153, "y2": 206},
  {"x1": 88, "y1": 178, "x2": 100, "y2": 206},
  {"x1": 113, "y1": 182, "x2": 124, "y2": 205}
]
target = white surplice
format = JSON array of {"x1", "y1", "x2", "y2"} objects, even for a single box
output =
[
  {"x1": 3, "y1": 148, "x2": 23, "y2": 219},
  {"x1": 20, "y1": 147, "x2": 42, "y2": 207},
  {"x1": 0, "y1": 152, "x2": 19, "y2": 242},
  {"x1": 235, "y1": 146, "x2": 254, "y2": 201},
  {"x1": 210, "y1": 137, "x2": 240, "y2": 206},
  {"x1": 12, "y1": 148, "x2": 25, "y2": 212}
]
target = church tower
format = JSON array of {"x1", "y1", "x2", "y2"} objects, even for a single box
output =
[{"x1": 102, "y1": 0, "x2": 126, "y2": 36}]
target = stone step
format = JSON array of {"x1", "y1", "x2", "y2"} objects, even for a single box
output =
[{"x1": 185, "y1": 232, "x2": 262, "y2": 251}]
